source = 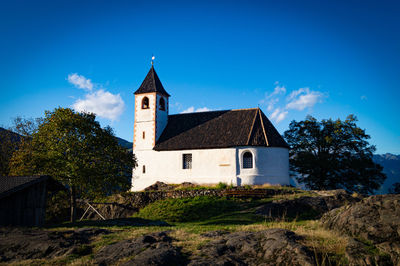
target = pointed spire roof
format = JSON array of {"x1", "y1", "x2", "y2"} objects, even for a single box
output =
[{"x1": 134, "y1": 66, "x2": 170, "y2": 97}]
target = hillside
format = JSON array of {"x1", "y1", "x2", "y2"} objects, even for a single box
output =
[
  {"x1": 373, "y1": 153, "x2": 400, "y2": 193},
  {"x1": 0, "y1": 187, "x2": 398, "y2": 265},
  {"x1": 115, "y1": 137, "x2": 133, "y2": 152}
]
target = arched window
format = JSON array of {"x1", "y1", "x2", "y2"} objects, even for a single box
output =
[
  {"x1": 141, "y1": 97, "x2": 149, "y2": 109},
  {"x1": 159, "y1": 98, "x2": 166, "y2": 111},
  {"x1": 242, "y1": 152, "x2": 253, "y2": 169}
]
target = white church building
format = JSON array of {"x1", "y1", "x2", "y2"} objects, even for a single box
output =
[{"x1": 131, "y1": 65, "x2": 289, "y2": 191}]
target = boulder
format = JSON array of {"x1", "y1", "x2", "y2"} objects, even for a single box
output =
[
  {"x1": 0, "y1": 228, "x2": 109, "y2": 262},
  {"x1": 189, "y1": 228, "x2": 315, "y2": 265},
  {"x1": 144, "y1": 181, "x2": 175, "y2": 191},
  {"x1": 256, "y1": 189, "x2": 360, "y2": 220},
  {"x1": 95, "y1": 231, "x2": 185, "y2": 265},
  {"x1": 321, "y1": 194, "x2": 400, "y2": 264}
]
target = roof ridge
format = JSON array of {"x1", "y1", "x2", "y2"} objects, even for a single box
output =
[
  {"x1": 168, "y1": 107, "x2": 261, "y2": 117},
  {"x1": 258, "y1": 108, "x2": 269, "y2": 146},
  {"x1": 246, "y1": 109, "x2": 259, "y2": 145}
]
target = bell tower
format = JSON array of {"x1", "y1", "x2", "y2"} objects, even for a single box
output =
[{"x1": 133, "y1": 65, "x2": 170, "y2": 151}]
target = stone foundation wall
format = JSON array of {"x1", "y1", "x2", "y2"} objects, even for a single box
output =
[{"x1": 84, "y1": 188, "x2": 297, "y2": 220}]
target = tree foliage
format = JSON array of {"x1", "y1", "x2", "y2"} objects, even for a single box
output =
[
  {"x1": 389, "y1": 183, "x2": 400, "y2": 194},
  {"x1": 284, "y1": 115, "x2": 386, "y2": 194},
  {"x1": 9, "y1": 108, "x2": 136, "y2": 221}
]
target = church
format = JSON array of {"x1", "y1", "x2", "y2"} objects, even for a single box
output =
[{"x1": 131, "y1": 65, "x2": 290, "y2": 191}]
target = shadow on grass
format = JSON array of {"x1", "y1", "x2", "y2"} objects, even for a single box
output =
[
  {"x1": 45, "y1": 217, "x2": 172, "y2": 229},
  {"x1": 195, "y1": 211, "x2": 266, "y2": 226}
]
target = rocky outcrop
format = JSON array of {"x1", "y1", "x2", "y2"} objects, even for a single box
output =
[
  {"x1": 95, "y1": 231, "x2": 185, "y2": 266},
  {"x1": 256, "y1": 189, "x2": 360, "y2": 219},
  {"x1": 321, "y1": 194, "x2": 400, "y2": 265},
  {"x1": 144, "y1": 181, "x2": 176, "y2": 191},
  {"x1": 1, "y1": 228, "x2": 316, "y2": 265},
  {"x1": 190, "y1": 229, "x2": 315, "y2": 265},
  {"x1": 0, "y1": 228, "x2": 109, "y2": 262}
]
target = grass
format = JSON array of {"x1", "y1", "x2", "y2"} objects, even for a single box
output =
[
  {"x1": 7, "y1": 192, "x2": 355, "y2": 266},
  {"x1": 133, "y1": 196, "x2": 244, "y2": 222}
]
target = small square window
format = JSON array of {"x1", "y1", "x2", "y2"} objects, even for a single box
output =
[
  {"x1": 142, "y1": 131, "x2": 145, "y2": 139},
  {"x1": 183, "y1": 154, "x2": 192, "y2": 169}
]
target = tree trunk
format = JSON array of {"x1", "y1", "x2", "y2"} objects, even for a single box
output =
[{"x1": 70, "y1": 185, "x2": 76, "y2": 223}]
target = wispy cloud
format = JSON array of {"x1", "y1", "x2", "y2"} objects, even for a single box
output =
[
  {"x1": 67, "y1": 73, "x2": 93, "y2": 91},
  {"x1": 260, "y1": 83, "x2": 286, "y2": 111},
  {"x1": 68, "y1": 73, "x2": 125, "y2": 121},
  {"x1": 260, "y1": 83, "x2": 325, "y2": 123},
  {"x1": 270, "y1": 107, "x2": 288, "y2": 123},
  {"x1": 361, "y1": 95, "x2": 367, "y2": 100},
  {"x1": 181, "y1": 106, "x2": 212, "y2": 114},
  {"x1": 286, "y1": 87, "x2": 324, "y2": 111}
]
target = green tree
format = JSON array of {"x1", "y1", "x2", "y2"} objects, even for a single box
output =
[
  {"x1": 0, "y1": 128, "x2": 19, "y2": 176},
  {"x1": 9, "y1": 108, "x2": 136, "y2": 222},
  {"x1": 284, "y1": 115, "x2": 386, "y2": 194},
  {"x1": 389, "y1": 183, "x2": 400, "y2": 194}
]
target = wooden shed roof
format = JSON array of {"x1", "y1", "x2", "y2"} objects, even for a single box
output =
[
  {"x1": 0, "y1": 176, "x2": 64, "y2": 200},
  {"x1": 154, "y1": 108, "x2": 289, "y2": 151}
]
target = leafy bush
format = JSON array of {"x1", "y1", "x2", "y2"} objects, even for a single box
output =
[
  {"x1": 216, "y1": 182, "x2": 228, "y2": 189},
  {"x1": 134, "y1": 196, "x2": 240, "y2": 222}
]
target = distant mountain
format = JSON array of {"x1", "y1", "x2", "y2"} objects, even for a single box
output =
[
  {"x1": 116, "y1": 137, "x2": 133, "y2": 152},
  {"x1": 373, "y1": 153, "x2": 400, "y2": 194},
  {"x1": 0, "y1": 127, "x2": 23, "y2": 142}
]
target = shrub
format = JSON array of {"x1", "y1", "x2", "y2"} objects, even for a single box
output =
[{"x1": 216, "y1": 182, "x2": 228, "y2": 189}]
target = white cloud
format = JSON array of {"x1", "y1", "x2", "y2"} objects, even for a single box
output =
[
  {"x1": 195, "y1": 107, "x2": 211, "y2": 112},
  {"x1": 270, "y1": 108, "x2": 288, "y2": 123},
  {"x1": 260, "y1": 84, "x2": 286, "y2": 111},
  {"x1": 72, "y1": 89, "x2": 125, "y2": 120},
  {"x1": 68, "y1": 73, "x2": 93, "y2": 91},
  {"x1": 181, "y1": 107, "x2": 195, "y2": 113},
  {"x1": 181, "y1": 106, "x2": 212, "y2": 114},
  {"x1": 261, "y1": 83, "x2": 325, "y2": 124},
  {"x1": 286, "y1": 87, "x2": 324, "y2": 111}
]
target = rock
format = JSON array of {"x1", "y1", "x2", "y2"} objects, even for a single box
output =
[
  {"x1": 0, "y1": 228, "x2": 109, "y2": 262},
  {"x1": 189, "y1": 229, "x2": 315, "y2": 266},
  {"x1": 256, "y1": 190, "x2": 360, "y2": 220},
  {"x1": 200, "y1": 230, "x2": 229, "y2": 238},
  {"x1": 321, "y1": 194, "x2": 400, "y2": 265},
  {"x1": 344, "y1": 238, "x2": 392, "y2": 266},
  {"x1": 95, "y1": 231, "x2": 185, "y2": 265},
  {"x1": 144, "y1": 181, "x2": 175, "y2": 191}
]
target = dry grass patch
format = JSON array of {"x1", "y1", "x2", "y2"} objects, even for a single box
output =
[{"x1": 169, "y1": 229, "x2": 211, "y2": 256}]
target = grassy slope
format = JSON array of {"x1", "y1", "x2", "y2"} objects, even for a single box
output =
[{"x1": 12, "y1": 189, "x2": 352, "y2": 265}]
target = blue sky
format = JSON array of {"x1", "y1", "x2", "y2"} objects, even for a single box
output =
[{"x1": 1, "y1": 0, "x2": 399, "y2": 154}]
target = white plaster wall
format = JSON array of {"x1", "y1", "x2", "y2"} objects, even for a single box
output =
[
  {"x1": 135, "y1": 94, "x2": 156, "y2": 122},
  {"x1": 236, "y1": 147, "x2": 289, "y2": 186},
  {"x1": 134, "y1": 94, "x2": 156, "y2": 150},
  {"x1": 132, "y1": 148, "x2": 238, "y2": 191},
  {"x1": 131, "y1": 146, "x2": 289, "y2": 191}
]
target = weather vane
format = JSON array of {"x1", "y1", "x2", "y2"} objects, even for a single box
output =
[{"x1": 151, "y1": 55, "x2": 155, "y2": 66}]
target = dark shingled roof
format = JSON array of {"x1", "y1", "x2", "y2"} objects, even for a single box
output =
[
  {"x1": 154, "y1": 108, "x2": 289, "y2": 151},
  {"x1": 134, "y1": 66, "x2": 170, "y2": 97},
  {"x1": 0, "y1": 176, "x2": 65, "y2": 199}
]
